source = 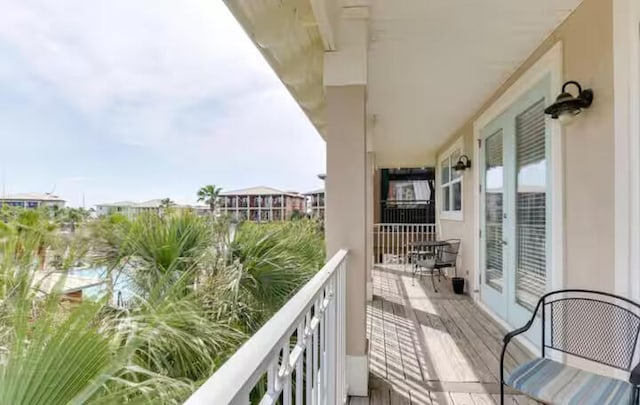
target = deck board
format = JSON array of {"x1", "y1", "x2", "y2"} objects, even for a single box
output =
[{"x1": 350, "y1": 265, "x2": 539, "y2": 405}]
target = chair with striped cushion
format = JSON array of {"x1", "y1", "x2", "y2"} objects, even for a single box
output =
[{"x1": 501, "y1": 290, "x2": 640, "y2": 405}]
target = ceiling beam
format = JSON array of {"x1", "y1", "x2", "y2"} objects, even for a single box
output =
[{"x1": 310, "y1": 0, "x2": 337, "y2": 50}]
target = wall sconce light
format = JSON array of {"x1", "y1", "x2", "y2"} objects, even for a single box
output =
[
  {"x1": 544, "y1": 80, "x2": 594, "y2": 125},
  {"x1": 454, "y1": 155, "x2": 472, "y2": 172}
]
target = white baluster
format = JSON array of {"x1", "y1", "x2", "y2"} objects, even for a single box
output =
[
  {"x1": 306, "y1": 312, "x2": 313, "y2": 405},
  {"x1": 403, "y1": 224, "x2": 408, "y2": 265},
  {"x1": 339, "y1": 263, "x2": 344, "y2": 401},
  {"x1": 282, "y1": 343, "x2": 291, "y2": 405},
  {"x1": 376, "y1": 224, "x2": 380, "y2": 264},
  {"x1": 319, "y1": 291, "x2": 326, "y2": 405},
  {"x1": 266, "y1": 357, "x2": 278, "y2": 403},
  {"x1": 380, "y1": 225, "x2": 387, "y2": 263},
  {"x1": 313, "y1": 298, "x2": 319, "y2": 405},
  {"x1": 296, "y1": 322, "x2": 304, "y2": 404},
  {"x1": 326, "y1": 275, "x2": 336, "y2": 403}
]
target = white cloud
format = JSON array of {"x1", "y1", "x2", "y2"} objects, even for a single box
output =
[
  {"x1": 0, "y1": 0, "x2": 276, "y2": 110},
  {"x1": 0, "y1": 0, "x2": 326, "y2": 206}
]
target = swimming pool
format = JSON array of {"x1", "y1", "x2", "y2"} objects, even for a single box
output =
[{"x1": 70, "y1": 267, "x2": 134, "y2": 302}]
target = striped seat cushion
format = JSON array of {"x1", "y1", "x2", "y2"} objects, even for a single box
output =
[{"x1": 506, "y1": 358, "x2": 634, "y2": 404}]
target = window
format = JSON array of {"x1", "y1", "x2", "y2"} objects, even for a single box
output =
[{"x1": 440, "y1": 146, "x2": 463, "y2": 220}]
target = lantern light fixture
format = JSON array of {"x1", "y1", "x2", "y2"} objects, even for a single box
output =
[
  {"x1": 544, "y1": 80, "x2": 594, "y2": 125},
  {"x1": 454, "y1": 155, "x2": 472, "y2": 172}
]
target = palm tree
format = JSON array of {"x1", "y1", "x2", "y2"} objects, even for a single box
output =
[
  {"x1": 13, "y1": 208, "x2": 58, "y2": 269},
  {"x1": 197, "y1": 185, "x2": 222, "y2": 215},
  {"x1": 159, "y1": 198, "x2": 174, "y2": 209},
  {"x1": 0, "y1": 210, "x2": 325, "y2": 404},
  {"x1": 0, "y1": 216, "x2": 243, "y2": 404},
  {"x1": 289, "y1": 209, "x2": 307, "y2": 221},
  {"x1": 61, "y1": 207, "x2": 84, "y2": 232},
  {"x1": 124, "y1": 212, "x2": 214, "y2": 300},
  {"x1": 202, "y1": 219, "x2": 325, "y2": 331}
]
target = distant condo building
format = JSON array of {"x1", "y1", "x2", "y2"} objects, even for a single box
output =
[
  {"x1": 219, "y1": 186, "x2": 305, "y2": 222},
  {"x1": 304, "y1": 189, "x2": 325, "y2": 221},
  {"x1": 0, "y1": 193, "x2": 66, "y2": 209},
  {"x1": 96, "y1": 199, "x2": 208, "y2": 219}
]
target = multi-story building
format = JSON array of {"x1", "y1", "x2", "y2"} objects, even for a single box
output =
[
  {"x1": 95, "y1": 201, "x2": 137, "y2": 217},
  {"x1": 375, "y1": 168, "x2": 436, "y2": 224},
  {"x1": 219, "y1": 186, "x2": 305, "y2": 222},
  {"x1": 96, "y1": 199, "x2": 209, "y2": 219},
  {"x1": 304, "y1": 189, "x2": 325, "y2": 220},
  {"x1": 0, "y1": 193, "x2": 66, "y2": 209}
]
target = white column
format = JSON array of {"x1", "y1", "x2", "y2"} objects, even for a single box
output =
[
  {"x1": 325, "y1": 85, "x2": 368, "y2": 396},
  {"x1": 323, "y1": 6, "x2": 370, "y2": 396},
  {"x1": 365, "y1": 151, "x2": 375, "y2": 301},
  {"x1": 613, "y1": 0, "x2": 640, "y2": 300}
]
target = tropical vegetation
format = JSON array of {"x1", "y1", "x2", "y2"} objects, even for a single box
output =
[
  {"x1": 0, "y1": 204, "x2": 325, "y2": 404},
  {"x1": 159, "y1": 198, "x2": 175, "y2": 209},
  {"x1": 196, "y1": 184, "x2": 223, "y2": 214}
]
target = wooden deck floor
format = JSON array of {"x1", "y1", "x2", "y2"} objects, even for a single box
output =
[{"x1": 350, "y1": 265, "x2": 540, "y2": 405}]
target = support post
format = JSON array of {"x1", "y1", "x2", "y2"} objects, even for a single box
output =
[
  {"x1": 325, "y1": 85, "x2": 368, "y2": 396},
  {"x1": 323, "y1": 6, "x2": 370, "y2": 397}
]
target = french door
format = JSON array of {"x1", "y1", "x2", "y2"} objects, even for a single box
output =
[{"x1": 480, "y1": 76, "x2": 552, "y2": 336}]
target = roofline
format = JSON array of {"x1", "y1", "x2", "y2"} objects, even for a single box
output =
[
  {"x1": 221, "y1": 191, "x2": 305, "y2": 198},
  {"x1": 0, "y1": 197, "x2": 65, "y2": 202},
  {"x1": 96, "y1": 202, "x2": 210, "y2": 209},
  {"x1": 303, "y1": 189, "x2": 325, "y2": 195}
]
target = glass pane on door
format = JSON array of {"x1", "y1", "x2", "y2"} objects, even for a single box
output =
[
  {"x1": 484, "y1": 130, "x2": 504, "y2": 292},
  {"x1": 452, "y1": 181, "x2": 462, "y2": 211},
  {"x1": 515, "y1": 99, "x2": 547, "y2": 310}
]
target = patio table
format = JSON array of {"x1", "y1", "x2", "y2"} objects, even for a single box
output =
[
  {"x1": 408, "y1": 240, "x2": 448, "y2": 291},
  {"x1": 409, "y1": 240, "x2": 448, "y2": 249}
]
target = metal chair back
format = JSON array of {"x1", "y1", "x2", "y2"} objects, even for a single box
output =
[
  {"x1": 541, "y1": 290, "x2": 640, "y2": 371},
  {"x1": 436, "y1": 239, "x2": 460, "y2": 266}
]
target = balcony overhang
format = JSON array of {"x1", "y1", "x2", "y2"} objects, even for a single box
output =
[
  {"x1": 227, "y1": 0, "x2": 586, "y2": 166},
  {"x1": 223, "y1": 0, "x2": 331, "y2": 137},
  {"x1": 367, "y1": 0, "x2": 584, "y2": 168}
]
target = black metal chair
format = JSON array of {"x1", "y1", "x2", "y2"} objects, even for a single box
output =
[
  {"x1": 408, "y1": 242, "x2": 434, "y2": 284},
  {"x1": 501, "y1": 289, "x2": 640, "y2": 405},
  {"x1": 412, "y1": 239, "x2": 460, "y2": 292}
]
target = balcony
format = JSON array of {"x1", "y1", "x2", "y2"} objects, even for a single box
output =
[
  {"x1": 380, "y1": 200, "x2": 435, "y2": 225},
  {"x1": 357, "y1": 265, "x2": 537, "y2": 404},
  {"x1": 185, "y1": 250, "x2": 537, "y2": 405}
]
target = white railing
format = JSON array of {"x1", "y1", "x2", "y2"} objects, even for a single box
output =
[
  {"x1": 373, "y1": 223, "x2": 437, "y2": 265},
  {"x1": 185, "y1": 250, "x2": 349, "y2": 405}
]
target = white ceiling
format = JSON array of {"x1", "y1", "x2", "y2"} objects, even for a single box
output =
[{"x1": 367, "y1": 0, "x2": 583, "y2": 168}]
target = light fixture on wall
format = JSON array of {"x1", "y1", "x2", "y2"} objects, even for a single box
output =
[
  {"x1": 544, "y1": 80, "x2": 594, "y2": 125},
  {"x1": 454, "y1": 155, "x2": 472, "y2": 172}
]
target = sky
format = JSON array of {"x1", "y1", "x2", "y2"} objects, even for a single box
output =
[{"x1": 0, "y1": 0, "x2": 326, "y2": 208}]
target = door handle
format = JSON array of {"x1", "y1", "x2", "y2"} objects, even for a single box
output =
[{"x1": 502, "y1": 240, "x2": 508, "y2": 246}]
